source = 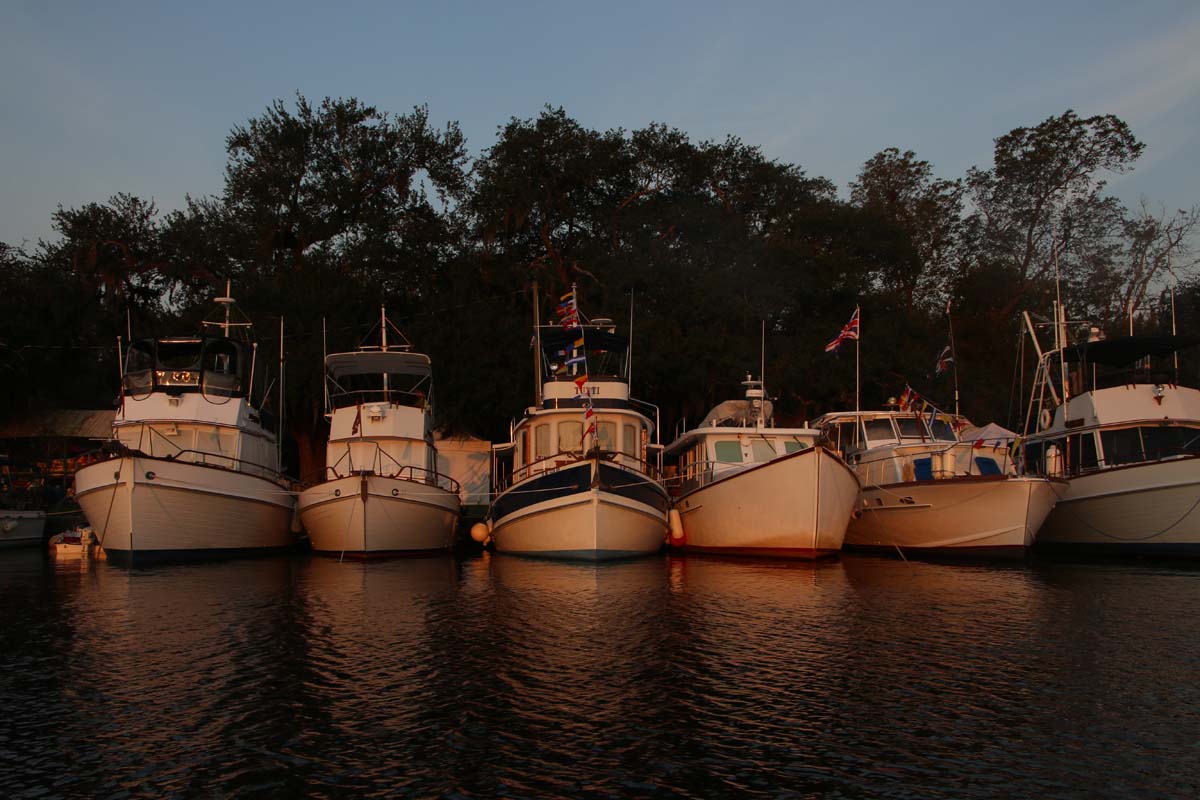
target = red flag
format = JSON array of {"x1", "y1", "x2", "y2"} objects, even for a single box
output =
[{"x1": 351, "y1": 404, "x2": 362, "y2": 436}]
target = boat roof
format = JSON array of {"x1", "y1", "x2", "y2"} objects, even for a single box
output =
[
  {"x1": 325, "y1": 350, "x2": 432, "y2": 378},
  {"x1": 699, "y1": 398, "x2": 774, "y2": 428},
  {"x1": 665, "y1": 424, "x2": 819, "y2": 453},
  {"x1": 1062, "y1": 334, "x2": 1199, "y2": 366}
]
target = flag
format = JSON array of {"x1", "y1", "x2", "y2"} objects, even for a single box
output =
[
  {"x1": 351, "y1": 404, "x2": 362, "y2": 436},
  {"x1": 898, "y1": 384, "x2": 914, "y2": 411},
  {"x1": 935, "y1": 345, "x2": 954, "y2": 376},
  {"x1": 825, "y1": 306, "x2": 860, "y2": 354}
]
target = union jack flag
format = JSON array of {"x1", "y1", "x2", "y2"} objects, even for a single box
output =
[{"x1": 825, "y1": 306, "x2": 860, "y2": 354}]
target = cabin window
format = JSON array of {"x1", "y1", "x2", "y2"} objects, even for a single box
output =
[
  {"x1": 1141, "y1": 425, "x2": 1200, "y2": 460},
  {"x1": 929, "y1": 419, "x2": 957, "y2": 442},
  {"x1": 750, "y1": 439, "x2": 776, "y2": 463},
  {"x1": 864, "y1": 419, "x2": 896, "y2": 442},
  {"x1": 835, "y1": 421, "x2": 863, "y2": 451},
  {"x1": 519, "y1": 429, "x2": 530, "y2": 466},
  {"x1": 559, "y1": 421, "x2": 583, "y2": 452},
  {"x1": 1068, "y1": 433, "x2": 1098, "y2": 471},
  {"x1": 896, "y1": 417, "x2": 926, "y2": 439},
  {"x1": 784, "y1": 440, "x2": 808, "y2": 454},
  {"x1": 597, "y1": 421, "x2": 617, "y2": 452},
  {"x1": 714, "y1": 441, "x2": 743, "y2": 464},
  {"x1": 156, "y1": 341, "x2": 203, "y2": 388},
  {"x1": 123, "y1": 341, "x2": 156, "y2": 395},
  {"x1": 534, "y1": 425, "x2": 550, "y2": 459},
  {"x1": 622, "y1": 424, "x2": 638, "y2": 456},
  {"x1": 1100, "y1": 428, "x2": 1143, "y2": 466},
  {"x1": 1023, "y1": 441, "x2": 1045, "y2": 474}
]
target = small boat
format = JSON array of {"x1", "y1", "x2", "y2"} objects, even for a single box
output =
[
  {"x1": 48, "y1": 525, "x2": 106, "y2": 560},
  {"x1": 663, "y1": 375, "x2": 859, "y2": 558},
  {"x1": 813, "y1": 409, "x2": 1064, "y2": 555},
  {"x1": 72, "y1": 285, "x2": 296, "y2": 563},
  {"x1": 1021, "y1": 315, "x2": 1200, "y2": 555},
  {"x1": 478, "y1": 297, "x2": 669, "y2": 560},
  {"x1": 0, "y1": 509, "x2": 46, "y2": 548},
  {"x1": 297, "y1": 309, "x2": 461, "y2": 557}
]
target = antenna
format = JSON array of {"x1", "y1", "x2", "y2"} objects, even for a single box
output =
[
  {"x1": 760, "y1": 319, "x2": 766, "y2": 396},
  {"x1": 1052, "y1": 243, "x2": 1069, "y2": 402},
  {"x1": 532, "y1": 280, "x2": 542, "y2": 404},
  {"x1": 947, "y1": 299, "x2": 960, "y2": 417},
  {"x1": 215, "y1": 279, "x2": 235, "y2": 337},
  {"x1": 628, "y1": 288, "x2": 635, "y2": 390},
  {"x1": 380, "y1": 305, "x2": 390, "y2": 397},
  {"x1": 322, "y1": 317, "x2": 330, "y2": 416},
  {"x1": 278, "y1": 315, "x2": 285, "y2": 474}
]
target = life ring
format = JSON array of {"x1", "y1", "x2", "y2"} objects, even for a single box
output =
[{"x1": 1039, "y1": 409, "x2": 1052, "y2": 430}]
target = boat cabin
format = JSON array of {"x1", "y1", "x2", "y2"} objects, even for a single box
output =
[
  {"x1": 322, "y1": 350, "x2": 443, "y2": 484},
  {"x1": 818, "y1": 411, "x2": 959, "y2": 456},
  {"x1": 493, "y1": 320, "x2": 659, "y2": 490},
  {"x1": 122, "y1": 336, "x2": 254, "y2": 400},
  {"x1": 814, "y1": 410, "x2": 1013, "y2": 486},
  {"x1": 1023, "y1": 333, "x2": 1200, "y2": 477}
]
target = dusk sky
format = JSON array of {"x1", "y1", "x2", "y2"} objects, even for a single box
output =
[{"x1": 3, "y1": 0, "x2": 1198, "y2": 247}]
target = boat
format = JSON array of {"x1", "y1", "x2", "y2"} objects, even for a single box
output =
[
  {"x1": 812, "y1": 409, "x2": 1064, "y2": 555},
  {"x1": 72, "y1": 285, "x2": 296, "y2": 563},
  {"x1": 48, "y1": 525, "x2": 106, "y2": 560},
  {"x1": 297, "y1": 309, "x2": 461, "y2": 557},
  {"x1": 662, "y1": 375, "x2": 859, "y2": 558},
  {"x1": 0, "y1": 509, "x2": 46, "y2": 548},
  {"x1": 477, "y1": 293, "x2": 669, "y2": 560},
  {"x1": 1020, "y1": 311, "x2": 1200, "y2": 554}
]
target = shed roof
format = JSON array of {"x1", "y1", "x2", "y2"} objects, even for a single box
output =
[{"x1": 0, "y1": 409, "x2": 115, "y2": 439}]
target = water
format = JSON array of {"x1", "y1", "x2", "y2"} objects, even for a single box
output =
[{"x1": 3, "y1": 550, "x2": 1200, "y2": 799}]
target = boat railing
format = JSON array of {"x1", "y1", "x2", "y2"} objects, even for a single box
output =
[
  {"x1": 323, "y1": 443, "x2": 460, "y2": 494},
  {"x1": 854, "y1": 442, "x2": 1018, "y2": 487},
  {"x1": 97, "y1": 422, "x2": 283, "y2": 480},
  {"x1": 1021, "y1": 424, "x2": 1200, "y2": 478},
  {"x1": 329, "y1": 389, "x2": 426, "y2": 411},
  {"x1": 500, "y1": 449, "x2": 660, "y2": 492}
]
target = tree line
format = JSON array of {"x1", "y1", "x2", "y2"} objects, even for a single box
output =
[{"x1": 2, "y1": 96, "x2": 1197, "y2": 479}]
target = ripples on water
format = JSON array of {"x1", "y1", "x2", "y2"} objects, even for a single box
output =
[{"x1": 2, "y1": 550, "x2": 1200, "y2": 798}]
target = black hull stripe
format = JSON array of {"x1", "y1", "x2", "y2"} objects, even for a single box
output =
[
  {"x1": 597, "y1": 463, "x2": 669, "y2": 514},
  {"x1": 491, "y1": 462, "x2": 592, "y2": 520}
]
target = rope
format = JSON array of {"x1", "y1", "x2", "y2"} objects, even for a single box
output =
[{"x1": 1055, "y1": 484, "x2": 1200, "y2": 542}]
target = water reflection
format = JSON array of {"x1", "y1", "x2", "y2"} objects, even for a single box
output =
[{"x1": 2, "y1": 550, "x2": 1200, "y2": 797}]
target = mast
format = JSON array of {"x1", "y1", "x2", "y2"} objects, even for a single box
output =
[
  {"x1": 532, "y1": 280, "x2": 543, "y2": 405},
  {"x1": 278, "y1": 315, "x2": 285, "y2": 473},
  {"x1": 760, "y1": 319, "x2": 766, "y2": 399},
  {"x1": 628, "y1": 288, "x2": 634, "y2": 389},
  {"x1": 947, "y1": 300, "x2": 960, "y2": 417},
  {"x1": 380, "y1": 305, "x2": 389, "y2": 397},
  {"x1": 322, "y1": 317, "x2": 329, "y2": 416}
]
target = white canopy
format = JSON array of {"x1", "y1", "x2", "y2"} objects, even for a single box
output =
[
  {"x1": 960, "y1": 422, "x2": 1018, "y2": 446},
  {"x1": 325, "y1": 351, "x2": 431, "y2": 378}
]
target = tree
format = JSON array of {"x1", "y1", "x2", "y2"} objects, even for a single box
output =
[
  {"x1": 964, "y1": 110, "x2": 1144, "y2": 319},
  {"x1": 850, "y1": 148, "x2": 963, "y2": 309}
]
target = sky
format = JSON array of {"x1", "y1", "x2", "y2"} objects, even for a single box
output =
[{"x1": 2, "y1": 0, "x2": 1199, "y2": 247}]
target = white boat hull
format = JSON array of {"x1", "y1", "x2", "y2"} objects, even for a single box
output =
[
  {"x1": 1036, "y1": 457, "x2": 1200, "y2": 553},
  {"x1": 73, "y1": 456, "x2": 295, "y2": 562},
  {"x1": 298, "y1": 474, "x2": 460, "y2": 556},
  {"x1": 490, "y1": 461, "x2": 667, "y2": 560},
  {"x1": 848, "y1": 476, "x2": 1063, "y2": 553},
  {"x1": 0, "y1": 510, "x2": 46, "y2": 548},
  {"x1": 672, "y1": 446, "x2": 859, "y2": 558}
]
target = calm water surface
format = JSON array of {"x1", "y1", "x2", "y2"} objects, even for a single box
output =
[{"x1": 2, "y1": 549, "x2": 1199, "y2": 798}]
